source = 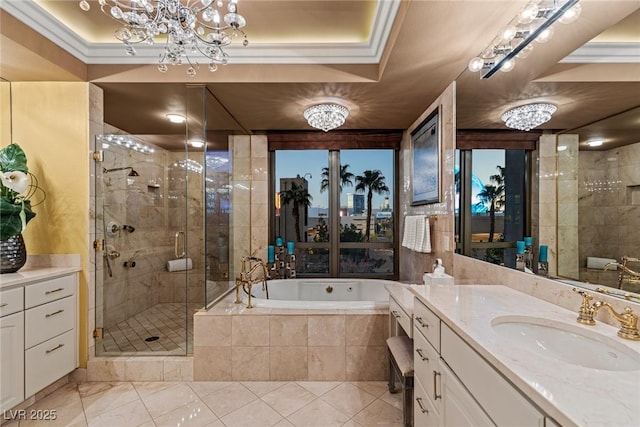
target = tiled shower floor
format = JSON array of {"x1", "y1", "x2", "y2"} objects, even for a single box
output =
[{"x1": 97, "y1": 303, "x2": 201, "y2": 355}]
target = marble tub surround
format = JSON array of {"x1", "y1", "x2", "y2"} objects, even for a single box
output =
[
  {"x1": 409, "y1": 284, "x2": 640, "y2": 426},
  {"x1": 194, "y1": 291, "x2": 389, "y2": 381}
]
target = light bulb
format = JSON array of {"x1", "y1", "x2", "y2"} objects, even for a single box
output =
[
  {"x1": 468, "y1": 57, "x2": 485, "y2": 73},
  {"x1": 501, "y1": 25, "x2": 517, "y2": 42},
  {"x1": 518, "y1": 4, "x2": 539, "y2": 24},
  {"x1": 190, "y1": 140, "x2": 205, "y2": 148},
  {"x1": 559, "y1": 4, "x2": 582, "y2": 24},
  {"x1": 535, "y1": 27, "x2": 554, "y2": 43},
  {"x1": 500, "y1": 59, "x2": 515, "y2": 72}
]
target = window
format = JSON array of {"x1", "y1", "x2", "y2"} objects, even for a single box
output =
[
  {"x1": 270, "y1": 133, "x2": 400, "y2": 278},
  {"x1": 456, "y1": 148, "x2": 531, "y2": 267}
]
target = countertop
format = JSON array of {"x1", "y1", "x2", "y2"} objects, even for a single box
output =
[
  {"x1": 0, "y1": 266, "x2": 81, "y2": 289},
  {"x1": 387, "y1": 283, "x2": 640, "y2": 426}
]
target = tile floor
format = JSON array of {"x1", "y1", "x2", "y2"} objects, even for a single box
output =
[
  {"x1": 3, "y1": 381, "x2": 403, "y2": 427},
  {"x1": 98, "y1": 303, "x2": 200, "y2": 356}
]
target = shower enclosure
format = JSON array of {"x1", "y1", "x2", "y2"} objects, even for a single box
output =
[{"x1": 94, "y1": 86, "x2": 233, "y2": 356}]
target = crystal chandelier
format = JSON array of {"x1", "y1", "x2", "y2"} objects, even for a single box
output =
[
  {"x1": 79, "y1": 0, "x2": 249, "y2": 76},
  {"x1": 303, "y1": 104, "x2": 350, "y2": 132},
  {"x1": 468, "y1": 0, "x2": 581, "y2": 78},
  {"x1": 501, "y1": 103, "x2": 557, "y2": 131}
]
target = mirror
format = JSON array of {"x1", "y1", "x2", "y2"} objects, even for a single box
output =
[
  {"x1": 556, "y1": 107, "x2": 640, "y2": 297},
  {"x1": 454, "y1": 6, "x2": 640, "y2": 301}
]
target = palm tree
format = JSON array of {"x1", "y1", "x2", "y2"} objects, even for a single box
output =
[
  {"x1": 320, "y1": 164, "x2": 354, "y2": 193},
  {"x1": 476, "y1": 184, "x2": 501, "y2": 242},
  {"x1": 489, "y1": 165, "x2": 506, "y2": 211},
  {"x1": 355, "y1": 169, "x2": 389, "y2": 242},
  {"x1": 280, "y1": 181, "x2": 313, "y2": 242}
]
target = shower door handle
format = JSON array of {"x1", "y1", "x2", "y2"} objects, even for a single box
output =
[{"x1": 175, "y1": 231, "x2": 186, "y2": 259}]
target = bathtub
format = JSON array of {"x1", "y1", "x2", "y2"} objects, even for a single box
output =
[{"x1": 242, "y1": 278, "x2": 394, "y2": 309}]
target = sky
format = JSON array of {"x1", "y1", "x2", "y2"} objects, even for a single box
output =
[{"x1": 275, "y1": 150, "x2": 394, "y2": 210}]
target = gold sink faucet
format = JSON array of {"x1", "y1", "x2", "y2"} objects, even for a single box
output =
[
  {"x1": 572, "y1": 288, "x2": 640, "y2": 340},
  {"x1": 573, "y1": 288, "x2": 597, "y2": 325}
]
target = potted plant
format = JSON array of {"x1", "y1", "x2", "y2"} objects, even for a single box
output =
[{"x1": 0, "y1": 143, "x2": 44, "y2": 273}]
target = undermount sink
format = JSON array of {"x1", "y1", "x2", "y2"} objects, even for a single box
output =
[{"x1": 491, "y1": 315, "x2": 640, "y2": 372}]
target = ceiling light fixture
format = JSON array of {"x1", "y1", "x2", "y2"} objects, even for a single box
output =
[
  {"x1": 79, "y1": 0, "x2": 249, "y2": 76},
  {"x1": 501, "y1": 103, "x2": 557, "y2": 131},
  {"x1": 587, "y1": 139, "x2": 604, "y2": 147},
  {"x1": 303, "y1": 103, "x2": 350, "y2": 132},
  {"x1": 468, "y1": 0, "x2": 581, "y2": 78},
  {"x1": 166, "y1": 113, "x2": 186, "y2": 123}
]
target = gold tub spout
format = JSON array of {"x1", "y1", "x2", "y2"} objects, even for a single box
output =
[{"x1": 234, "y1": 256, "x2": 270, "y2": 308}]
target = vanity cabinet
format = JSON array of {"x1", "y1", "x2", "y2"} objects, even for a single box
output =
[
  {"x1": 1, "y1": 286, "x2": 25, "y2": 413},
  {"x1": 0, "y1": 271, "x2": 78, "y2": 413},
  {"x1": 389, "y1": 295, "x2": 412, "y2": 337},
  {"x1": 413, "y1": 297, "x2": 544, "y2": 427}
]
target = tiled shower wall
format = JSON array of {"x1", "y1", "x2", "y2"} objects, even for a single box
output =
[
  {"x1": 96, "y1": 129, "x2": 207, "y2": 330},
  {"x1": 578, "y1": 141, "x2": 640, "y2": 289}
]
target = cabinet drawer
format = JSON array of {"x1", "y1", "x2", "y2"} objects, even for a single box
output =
[
  {"x1": 0, "y1": 286, "x2": 23, "y2": 317},
  {"x1": 413, "y1": 321, "x2": 441, "y2": 413},
  {"x1": 413, "y1": 298, "x2": 440, "y2": 351},
  {"x1": 25, "y1": 329, "x2": 76, "y2": 398},
  {"x1": 25, "y1": 295, "x2": 75, "y2": 349},
  {"x1": 390, "y1": 296, "x2": 412, "y2": 338},
  {"x1": 414, "y1": 376, "x2": 440, "y2": 426},
  {"x1": 25, "y1": 274, "x2": 75, "y2": 308},
  {"x1": 441, "y1": 324, "x2": 543, "y2": 427}
]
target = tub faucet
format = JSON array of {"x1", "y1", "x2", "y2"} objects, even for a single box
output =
[
  {"x1": 234, "y1": 256, "x2": 270, "y2": 308},
  {"x1": 603, "y1": 256, "x2": 640, "y2": 289}
]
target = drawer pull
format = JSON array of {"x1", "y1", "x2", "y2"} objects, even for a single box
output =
[
  {"x1": 0, "y1": 303, "x2": 7, "y2": 308},
  {"x1": 415, "y1": 397, "x2": 429, "y2": 414},
  {"x1": 415, "y1": 316, "x2": 429, "y2": 328},
  {"x1": 416, "y1": 348, "x2": 429, "y2": 362},
  {"x1": 45, "y1": 287, "x2": 65, "y2": 295},
  {"x1": 433, "y1": 370, "x2": 442, "y2": 400},
  {"x1": 45, "y1": 309, "x2": 65, "y2": 318},
  {"x1": 391, "y1": 310, "x2": 401, "y2": 319},
  {"x1": 46, "y1": 343, "x2": 65, "y2": 354}
]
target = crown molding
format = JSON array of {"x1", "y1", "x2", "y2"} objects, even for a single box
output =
[
  {"x1": 1, "y1": 0, "x2": 401, "y2": 65},
  {"x1": 561, "y1": 42, "x2": 640, "y2": 63}
]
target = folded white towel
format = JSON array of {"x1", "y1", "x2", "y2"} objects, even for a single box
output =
[
  {"x1": 166, "y1": 258, "x2": 193, "y2": 272},
  {"x1": 402, "y1": 215, "x2": 432, "y2": 253}
]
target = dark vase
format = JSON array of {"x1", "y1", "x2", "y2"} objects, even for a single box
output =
[{"x1": 0, "y1": 233, "x2": 27, "y2": 274}]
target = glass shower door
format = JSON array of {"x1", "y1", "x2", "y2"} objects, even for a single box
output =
[{"x1": 94, "y1": 133, "x2": 190, "y2": 356}]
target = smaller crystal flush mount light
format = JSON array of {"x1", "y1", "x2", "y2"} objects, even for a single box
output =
[
  {"x1": 501, "y1": 103, "x2": 557, "y2": 131},
  {"x1": 303, "y1": 103, "x2": 350, "y2": 132}
]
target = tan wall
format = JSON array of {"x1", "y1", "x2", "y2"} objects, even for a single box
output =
[
  {"x1": 11, "y1": 82, "x2": 90, "y2": 367},
  {"x1": 399, "y1": 82, "x2": 456, "y2": 282},
  {"x1": 0, "y1": 81, "x2": 10, "y2": 146}
]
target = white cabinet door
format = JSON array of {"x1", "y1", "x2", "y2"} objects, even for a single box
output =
[
  {"x1": 440, "y1": 360, "x2": 495, "y2": 427},
  {"x1": 1, "y1": 311, "x2": 25, "y2": 412}
]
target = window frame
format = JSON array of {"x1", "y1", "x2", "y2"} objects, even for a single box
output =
[{"x1": 268, "y1": 131, "x2": 401, "y2": 279}]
